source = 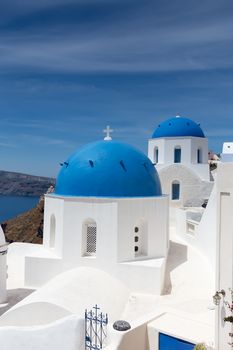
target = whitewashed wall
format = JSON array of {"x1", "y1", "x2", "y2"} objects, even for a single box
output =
[
  {"x1": 222, "y1": 142, "x2": 233, "y2": 154},
  {"x1": 158, "y1": 164, "x2": 213, "y2": 207},
  {"x1": 117, "y1": 197, "x2": 169, "y2": 262},
  {"x1": 7, "y1": 267, "x2": 130, "y2": 324},
  {"x1": 215, "y1": 163, "x2": 233, "y2": 350},
  {"x1": 176, "y1": 184, "x2": 217, "y2": 271},
  {"x1": 25, "y1": 195, "x2": 169, "y2": 295},
  {"x1": 0, "y1": 302, "x2": 71, "y2": 326},
  {"x1": 148, "y1": 136, "x2": 209, "y2": 180},
  {"x1": 43, "y1": 196, "x2": 64, "y2": 256},
  {"x1": 0, "y1": 315, "x2": 85, "y2": 350},
  {"x1": 221, "y1": 142, "x2": 233, "y2": 162}
]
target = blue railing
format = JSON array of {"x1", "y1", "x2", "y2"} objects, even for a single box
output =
[{"x1": 85, "y1": 305, "x2": 108, "y2": 349}]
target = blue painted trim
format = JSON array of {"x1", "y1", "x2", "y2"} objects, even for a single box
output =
[
  {"x1": 159, "y1": 333, "x2": 195, "y2": 350},
  {"x1": 50, "y1": 193, "x2": 165, "y2": 199}
]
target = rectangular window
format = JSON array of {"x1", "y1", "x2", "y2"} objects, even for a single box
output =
[
  {"x1": 197, "y1": 149, "x2": 201, "y2": 163},
  {"x1": 174, "y1": 148, "x2": 181, "y2": 163},
  {"x1": 172, "y1": 183, "x2": 180, "y2": 200},
  {"x1": 154, "y1": 148, "x2": 159, "y2": 163},
  {"x1": 86, "y1": 224, "x2": 96, "y2": 254}
]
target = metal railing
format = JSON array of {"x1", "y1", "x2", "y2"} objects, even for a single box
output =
[{"x1": 85, "y1": 305, "x2": 108, "y2": 349}]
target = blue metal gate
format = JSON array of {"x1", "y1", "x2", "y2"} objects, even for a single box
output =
[
  {"x1": 85, "y1": 305, "x2": 108, "y2": 350},
  {"x1": 159, "y1": 333, "x2": 195, "y2": 350}
]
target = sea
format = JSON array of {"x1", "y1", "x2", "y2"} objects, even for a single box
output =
[{"x1": 0, "y1": 195, "x2": 39, "y2": 223}]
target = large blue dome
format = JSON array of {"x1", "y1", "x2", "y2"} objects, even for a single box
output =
[
  {"x1": 55, "y1": 140, "x2": 162, "y2": 197},
  {"x1": 152, "y1": 116, "x2": 205, "y2": 138}
]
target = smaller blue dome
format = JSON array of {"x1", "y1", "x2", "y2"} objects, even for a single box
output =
[
  {"x1": 152, "y1": 116, "x2": 205, "y2": 138},
  {"x1": 55, "y1": 140, "x2": 162, "y2": 198}
]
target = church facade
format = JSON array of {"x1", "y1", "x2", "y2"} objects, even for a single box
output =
[
  {"x1": 148, "y1": 116, "x2": 213, "y2": 207},
  {"x1": 25, "y1": 139, "x2": 169, "y2": 294},
  {"x1": 0, "y1": 117, "x2": 232, "y2": 350}
]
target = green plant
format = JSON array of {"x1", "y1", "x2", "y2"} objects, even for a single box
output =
[
  {"x1": 194, "y1": 344, "x2": 208, "y2": 350},
  {"x1": 224, "y1": 316, "x2": 233, "y2": 323}
]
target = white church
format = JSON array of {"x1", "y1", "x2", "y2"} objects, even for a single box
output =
[{"x1": 0, "y1": 116, "x2": 232, "y2": 350}]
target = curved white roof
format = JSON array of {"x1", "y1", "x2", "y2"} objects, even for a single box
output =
[{"x1": 5, "y1": 267, "x2": 130, "y2": 323}]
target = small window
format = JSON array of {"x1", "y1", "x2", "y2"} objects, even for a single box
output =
[
  {"x1": 86, "y1": 224, "x2": 96, "y2": 254},
  {"x1": 172, "y1": 181, "x2": 180, "y2": 200},
  {"x1": 197, "y1": 149, "x2": 202, "y2": 163},
  {"x1": 82, "y1": 219, "x2": 97, "y2": 256},
  {"x1": 154, "y1": 147, "x2": 159, "y2": 164},
  {"x1": 174, "y1": 147, "x2": 181, "y2": 163},
  {"x1": 133, "y1": 219, "x2": 148, "y2": 257},
  {"x1": 50, "y1": 214, "x2": 56, "y2": 248}
]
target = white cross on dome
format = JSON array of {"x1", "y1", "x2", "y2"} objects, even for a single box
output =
[{"x1": 103, "y1": 125, "x2": 113, "y2": 141}]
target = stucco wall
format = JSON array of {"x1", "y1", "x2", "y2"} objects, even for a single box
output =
[
  {"x1": 158, "y1": 164, "x2": 213, "y2": 207},
  {"x1": 25, "y1": 195, "x2": 169, "y2": 294},
  {"x1": 148, "y1": 136, "x2": 209, "y2": 181},
  {"x1": 176, "y1": 184, "x2": 217, "y2": 272},
  {"x1": 9, "y1": 267, "x2": 130, "y2": 323},
  {"x1": 43, "y1": 196, "x2": 64, "y2": 256},
  {"x1": 0, "y1": 315, "x2": 85, "y2": 350},
  {"x1": 148, "y1": 313, "x2": 214, "y2": 350},
  {"x1": 215, "y1": 163, "x2": 233, "y2": 350},
  {"x1": 0, "y1": 302, "x2": 71, "y2": 326},
  {"x1": 117, "y1": 196, "x2": 169, "y2": 261},
  {"x1": 117, "y1": 322, "x2": 149, "y2": 350}
]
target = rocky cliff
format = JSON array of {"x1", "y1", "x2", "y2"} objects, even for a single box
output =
[
  {"x1": 2, "y1": 196, "x2": 44, "y2": 244},
  {"x1": 0, "y1": 170, "x2": 55, "y2": 196}
]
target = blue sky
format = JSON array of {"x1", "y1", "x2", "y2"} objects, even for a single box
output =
[{"x1": 0, "y1": 0, "x2": 233, "y2": 177}]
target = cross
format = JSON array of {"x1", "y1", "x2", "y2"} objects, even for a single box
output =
[
  {"x1": 93, "y1": 304, "x2": 100, "y2": 312},
  {"x1": 93, "y1": 304, "x2": 100, "y2": 318},
  {"x1": 103, "y1": 125, "x2": 113, "y2": 141}
]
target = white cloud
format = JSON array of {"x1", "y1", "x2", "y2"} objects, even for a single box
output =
[
  {"x1": 0, "y1": 17, "x2": 232, "y2": 73},
  {"x1": 0, "y1": 0, "x2": 233, "y2": 73}
]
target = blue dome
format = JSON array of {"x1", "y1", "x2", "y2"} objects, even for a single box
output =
[
  {"x1": 55, "y1": 140, "x2": 162, "y2": 197},
  {"x1": 152, "y1": 116, "x2": 205, "y2": 138}
]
